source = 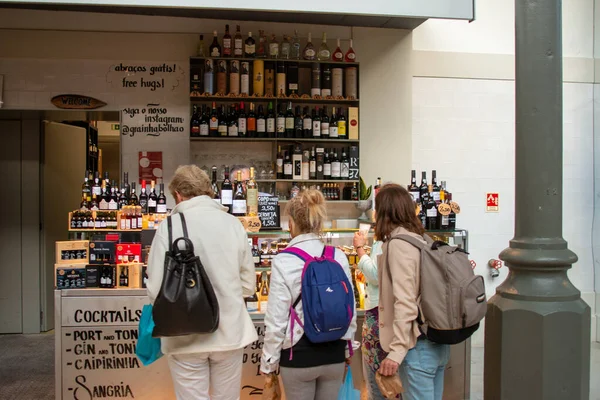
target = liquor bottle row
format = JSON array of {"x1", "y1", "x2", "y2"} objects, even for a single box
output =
[
  {"x1": 80, "y1": 170, "x2": 168, "y2": 214},
  {"x1": 197, "y1": 25, "x2": 357, "y2": 62},
  {"x1": 405, "y1": 170, "x2": 460, "y2": 231},
  {"x1": 191, "y1": 102, "x2": 356, "y2": 140},
  {"x1": 276, "y1": 145, "x2": 358, "y2": 180},
  {"x1": 191, "y1": 60, "x2": 358, "y2": 99}
]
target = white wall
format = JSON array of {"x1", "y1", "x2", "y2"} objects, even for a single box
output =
[
  {"x1": 411, "y1": 0, "x2": 598, "y2": 345},
  {"x1": 0, "y1": 10, "x2": 412, "y2": 206}
]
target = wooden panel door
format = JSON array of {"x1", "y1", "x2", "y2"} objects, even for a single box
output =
[
  {"x1": 41, "y1": 121, "x2": 86, "y2": 331},
  {"x1": 0, "y1": 120, "x2": 22, "y2": 333}
]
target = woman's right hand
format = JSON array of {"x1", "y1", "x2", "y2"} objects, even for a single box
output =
[{"x1": 353, "y1": 232, "x2": 367, "y2": 249}]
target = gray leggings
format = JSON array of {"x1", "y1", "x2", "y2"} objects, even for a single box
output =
[{"x1": 280, "y1": 363, "x2": 345, "y2": 400}]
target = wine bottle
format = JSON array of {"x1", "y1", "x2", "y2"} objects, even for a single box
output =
[
  {"x1": 285, "y1": 102, "x2": 295, "y2": 138},
  {"x1": 247, "y1": 103, "x2": 257, "y2": 137},
  {"x1": 269, "y1": 34, "x2": 280, "y2": 58},
  {"x1": 257, "y1": 105, "x2": 266, "y2": 138},
  {"x1": 294, "y1": 105, "x2": 303, "y2": 138},
  {"x1": 221, "y1": 166, "x2": 234, "y2": 213},
  {"x1": 408, "y1": 170, "x2": 420, "y2": 203},
  {"x1": 244, "y1": 31, "x2": 256, "y2": 58},
  {"x1": 223, "y1": 24, "x2": 232, "y2": 57},
  {"x1": 276, "y1": 103, "x2": 286, "y2": 137},
  {"x1": 211, "y1": 166, "x2": 220, "y2": 203},
  {"x1": 148, "y1": 180, "x2": 158, "y2": 213},
  {"x1": 218, "y1": 105, "x2": 228, "y2": 137},
  {"x1": 157, "y1": 183, "x2": 167, "y2": 214},
  {"x1": 258, "y1": 271, "x2": 270, "y2": 312},
  {"x1": 238, "y1": 102, "x2": 247, "y2": 137},
  {"x1": 283, "y1": 150, "x2": 293, "y2": 180},
  {"x1": 331, "y1": 150, "x2": 341, "y2": 179},
  {"x1": 309, "y1": 148, "x2": 317, "y2": 180},
  {"x1": 312, "y1": 107, "x2": 321, "y2": 138},
  {"x1": 345, "y1": 38, "x2": 356, "y2": 62},
  {"x1": 209, "y1": 30, "x2": 221, "y2": 57},
  {"x1": 333, "y1": 38, "x2": 344, "y2": 62},
  {"x1": 209, "y1": 102, "x2": 219, "y2": 137},
  {"x1": 123, "y1": 172, "x2": 130, "y2": 202},
  {"x1": 234, "y1": 25, "x2": 243, "y2": 57},
  {"x1": 228, "y1": 105, "x2": 239, "y2": 137},
  {"x1": 330, "y1": 107, "x2": 338, "y2": 138},
  {"x1": 199, "y1": 105, "x2": 209, "y2": 136},
  {"x1": 232, "y1": 170, "x2": 247, "y2": 217},
  {"x1": 323, "y1": 150, "x2": 332, "y2": 179},
  {"x1": 292, "y1": 144, "x2": 303, "y2": 180},
  {"x1": 276, "y1": 146, "x2": 284, "y2": 179},
  {"x1": 266, "y1": 102, "x2": 276, "y2": 138},
  {"x1": 303, "y1": 32, "x2": 316, "y2": 60},
  {"x1": 425, "y1": 186, "x2": 438, "y2": 230},
  {"x1": 92, "y1": 171, "x2": 101, "y2": 197},
  {"x1": 303, "y1": 106, "x2": 312, "y2": 138},
  {"x1": 318, "y1": 32, "x2": 331, "y2": 61},
  {"x1": 139, "y1": 181, "x2": 149, "y2": 214},
  {"x1": 341, "y1": 149, "x2": 350, "y2": 179},
  {"x1": 321, "y1": 107, "x2": 330, "y2": 138},
  {"x1": 129, "y1": 182, "x2": 139, "y2": 206},
  {"x1": 337, "y1": 108, "x2": 347, "y2": 139},
  {"x1": 431, "y1": 170, "x2": 441, "y2": 203},
  {"x1": 291, "y1": 30, "x2": 301, "y2": 60},
  {"x1": 419, "y1": 171, "x2": 428, "y2": 198},
  {"x1": 247, "y1": 167, "x2": 259, "y2": 217},
  {"x1": 191, "y1": 104, "x2": 201, "y2": 137}
]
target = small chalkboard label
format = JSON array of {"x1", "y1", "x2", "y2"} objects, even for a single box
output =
[
  {"x1": 349, "y1": 145, "x2": 359, "y2": 180},
  {"x1": 257, "y1": 196, "x2": 280, "y2": 230}
]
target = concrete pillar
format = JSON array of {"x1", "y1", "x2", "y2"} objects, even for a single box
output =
[{"x1": 483, "y1": 1, "x2": 591, "y2": 399}]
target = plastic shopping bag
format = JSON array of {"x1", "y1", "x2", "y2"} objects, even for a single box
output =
[
  {"x1": 337, "y1": 366, "x2": 361, "y2": 400},
  {"x1": 135, "y1": 304, "x2": 163, "y2": 366}
]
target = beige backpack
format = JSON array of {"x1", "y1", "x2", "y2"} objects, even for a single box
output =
[{"x1": 387, "y1": 234, "x2": 487, "y2": 344}]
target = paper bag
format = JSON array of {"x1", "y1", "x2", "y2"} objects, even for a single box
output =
[
  {"x1": 262, "y1": 373, "x2": 281, "y2": 400},
  {"x1": 375, "y1": 372, "x2": 404, "y2": 399}
]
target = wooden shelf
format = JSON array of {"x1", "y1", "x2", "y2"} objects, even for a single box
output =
[
  {"x1": 190, "y1": 56, "x2": 359, "y2": 66},
  {"x1": 190, "y1": 96, "x2": 359, "y2": 104},
  {"x1": 256, "y1": 179, "x2": 359, "y2": 184},
  {"x1": 190, "y1": 136, "x2": 358, "y2": 143},
  {"x1": 68, "y1": 229, "x2": 143, "y2": 232}
]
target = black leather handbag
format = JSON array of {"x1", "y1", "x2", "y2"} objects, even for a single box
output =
[{"x1": 152, "y1": 213, "x2": 219, "y2": 337}]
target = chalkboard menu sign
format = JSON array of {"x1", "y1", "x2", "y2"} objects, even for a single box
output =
[{"x1": 257, "y1": 196, "x2": 280, "y2": 230}]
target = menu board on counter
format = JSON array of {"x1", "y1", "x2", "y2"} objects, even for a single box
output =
[
  {"x1": 257, "y1": 196, "x2": 280, "y2": 230},
  {"x1": 56, "y1": 292, "x2": 283, "y2": 400},
  {"x1": 59, "y1": 295, "x2": 174, "y2": 400}
]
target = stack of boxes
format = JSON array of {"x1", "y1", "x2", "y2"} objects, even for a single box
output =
[{"x1": 55, "y1": 237, "x2": 146, "y2": 290}]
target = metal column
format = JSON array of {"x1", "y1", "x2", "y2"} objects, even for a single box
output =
[{"x1": 484, "y1": 1, "x2": 591, "y2": 399}]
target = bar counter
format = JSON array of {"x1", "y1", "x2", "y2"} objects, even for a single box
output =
[{"x1": 54, "y1": 288, "x2": 470, "y2": 399}]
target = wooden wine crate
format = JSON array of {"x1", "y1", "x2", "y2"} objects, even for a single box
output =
[
  {"x1": 55, "y1": 240, "x2": 89, "y2": 264},
  {"x1": 116, "y1": 263, "x2": 143, "y2": 289}
]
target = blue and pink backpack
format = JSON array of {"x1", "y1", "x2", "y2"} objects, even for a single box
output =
[{"x1": 280, "y1": 245, "x2": 355, "y2": 357}]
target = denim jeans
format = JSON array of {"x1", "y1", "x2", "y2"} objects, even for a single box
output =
[{"x1": 398, "y1": 339, "x2": 450, "y2": 400}]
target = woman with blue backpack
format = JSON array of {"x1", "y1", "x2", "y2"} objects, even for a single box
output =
[{"x1": 260, "y1": 189, "x2": 358, "y2": 400}]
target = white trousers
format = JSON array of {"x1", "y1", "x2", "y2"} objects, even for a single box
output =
[{"x1": 168, "y1": 348, "x2": 244, "y2": 400}]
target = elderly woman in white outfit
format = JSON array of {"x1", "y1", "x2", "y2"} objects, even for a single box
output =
[{"x1": 147, "y1": 165, "x2": 258, "y2": 400}]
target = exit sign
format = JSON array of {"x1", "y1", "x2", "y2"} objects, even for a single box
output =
[
  {"x1": 111, "y1": 124, "x2": 120, "y2": 130},
  {"x1": 486, "y1": 193, "x2": 499, "y2": 212}
]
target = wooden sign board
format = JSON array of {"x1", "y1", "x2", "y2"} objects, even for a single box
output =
[
  {"x1": 257, "y1": 196, "x2": 280, "y2": 230},
  {"x1": 51, "y1": 94, "x2": 107, "y2": 110}
]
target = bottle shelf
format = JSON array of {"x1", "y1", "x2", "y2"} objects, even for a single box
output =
[
  {"x1": 278, "y1": 200, "x2": 358, "y2": 204},
  {"x1": 190, "y1": 95, "x2": 359, "y2": 104},
  {"x1": 256, "y1": 179, "x2": 359, "y2": 184},
  {"x1": 190, "y1": 56, "x2": 359, "y2": 66},
  {"x1": 189, "y1": 136, "x2": 358, "y2": 143},
  {"x1": 68, "y1": 229, "x2": 144, "y2": 232}
]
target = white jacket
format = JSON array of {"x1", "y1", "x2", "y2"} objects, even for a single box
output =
[
  {"x1": 146, "y1": 195, "x2": 258, "y2": 355},
  {"x1": 260, "y1": 233, "x2": 357, "y2": 374}
]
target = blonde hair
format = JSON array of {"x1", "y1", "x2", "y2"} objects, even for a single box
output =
[
  {"x1": 169, "y1": 165, "x2": 213, "y2": 200},
  {"x1": 286, "y1": 189, "x2": 327, "y2": 235}
]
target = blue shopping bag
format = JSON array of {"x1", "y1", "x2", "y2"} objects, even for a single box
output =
[
  {"x1": 136, "y1": 304, "x2": 163, "y2": 366},
  {"x1": 338, "y1": 366, "x2": 361, "y2": 400}
]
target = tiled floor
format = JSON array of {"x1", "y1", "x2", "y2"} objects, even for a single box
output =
[
  {"x1": 1, "y1": 333, "x2": 599, "y2": 399},
  {"x1": 470, "y1": 343, "x2": 600, "y2": 400}
]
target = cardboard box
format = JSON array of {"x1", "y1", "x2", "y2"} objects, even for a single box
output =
[
  {"x1": 85, "y1": 265, "x2": 101, "y2": 288},
  {"x1": 349, "y1": 145, "x2": 360, "y2": 180},
  {"x1": 55, "y1": 240, "x2": 89, "y2": 264},
  {"x1": 116, "y1": 243, "x2": 142, "y2": 264},
  {"x1": 56, "y1": 266, "x2": 86, "y2": 290},
  {"x1": 349, "y1": 107, "x2": 359, "y2": 140},
  {"x1": 98, "y1": 264, "x2": 117, "y2": 288},
  {"x1": 89, "y1": 241, "x2": 116, "y2": 264}
]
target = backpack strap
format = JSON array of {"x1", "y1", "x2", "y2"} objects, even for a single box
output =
[
  {"x1": 179, "y1": 213, "x2": 189, "y2": 238},
  {"x1": 167, "y1": 215, "x2": 173, "y2": 248},
  {"x1": 385, "y1": 234, "x2": 427, "y2": 327},
  {"x1": 280, "y1": 246, "x2": 313, "y2": 262},
  {"x1": 322, "y1": 245, "x2": 335, "y2": 259}
]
